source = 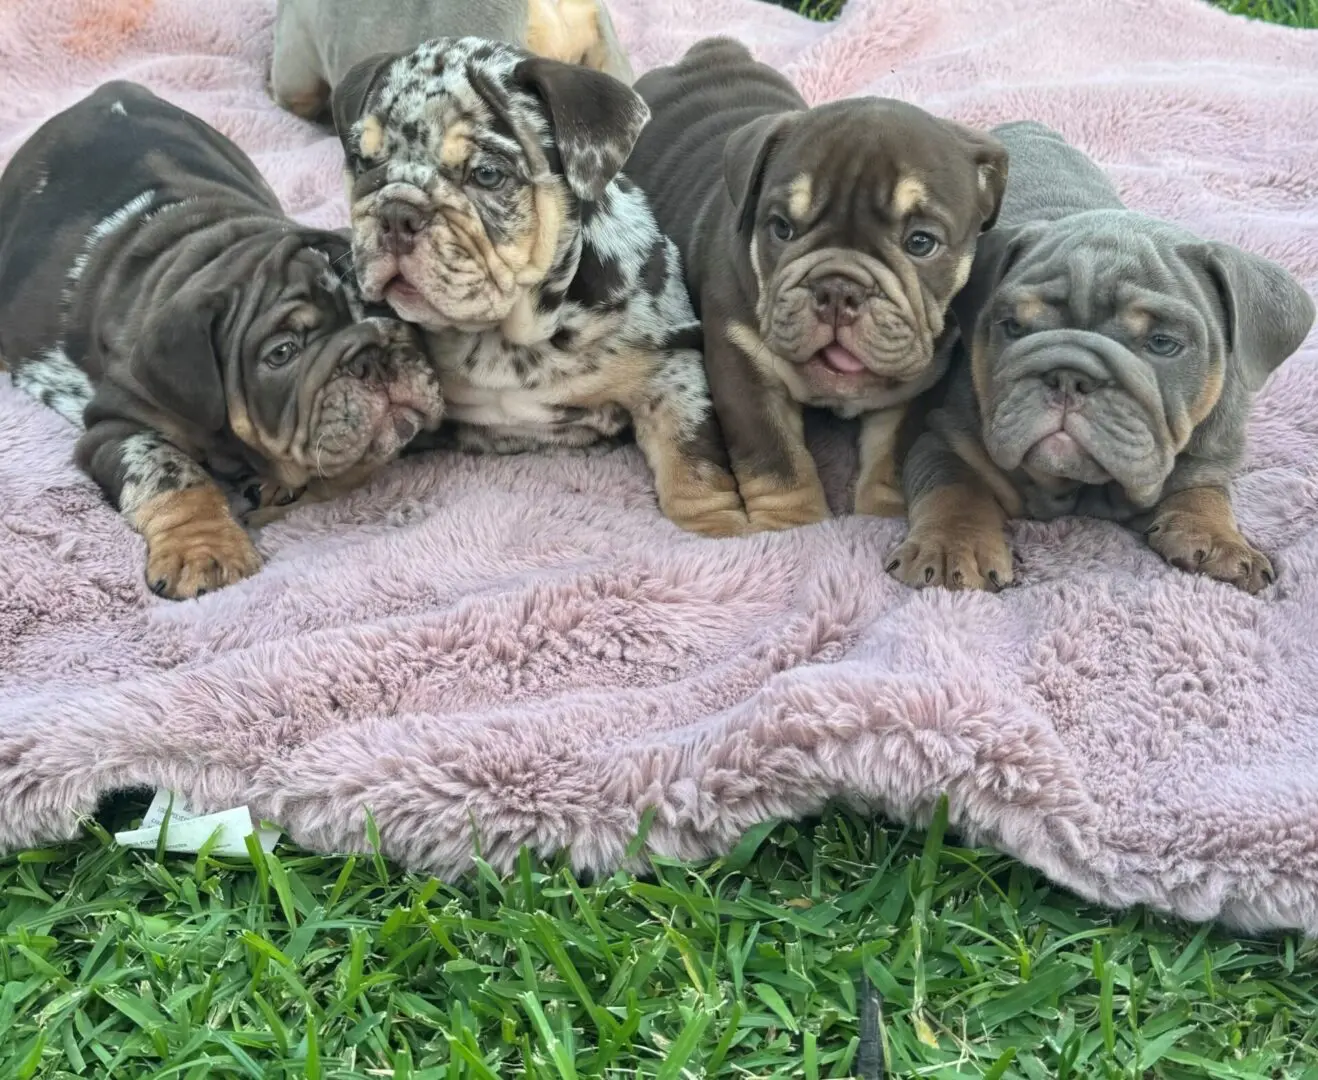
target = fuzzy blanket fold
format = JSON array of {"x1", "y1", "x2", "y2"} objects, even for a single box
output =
[{"x1": 2, "y1": 0, "x2": 1317, "y2": 933}]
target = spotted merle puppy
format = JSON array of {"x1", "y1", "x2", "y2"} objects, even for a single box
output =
[
  {"x1": 0, "y1": 82, "x2": 444, "y2": 599},
  {"x1": 331, "y1": 36, "x2": 747, "y2": 537}
]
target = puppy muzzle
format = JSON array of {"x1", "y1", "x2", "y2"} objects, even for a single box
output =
[
  {"x1": 768, "y1": 251, "x2": 934, "y2": 386},
  {"x1": 983, "y1": 330, "x2": 1175, "y2": 500}
]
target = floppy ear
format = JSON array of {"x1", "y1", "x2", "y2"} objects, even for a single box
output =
[
  {"x1": 129, "y1": 287, "x2": 230, "y2": 433},
  {"x1": 950, "y1": 220, "x2": 1044, "y2": 332},
  {"x1": 1200, "y1": 242, "x2": 1315, "y2": 393},
  {"x1": 331, "y1": 53, "x2": 396, "y2": 146},
  {"x1": 723, "y1": 112, "x2": 796, "y2": 235},
  {"x1": 949, "y1": 122, "x2": 1009, "y2": 233},
  {"x1": 512, "y1": 57, "x2": 650, "y2": 202}
]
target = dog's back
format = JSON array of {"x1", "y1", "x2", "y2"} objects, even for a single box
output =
[
  {"x1": 991, "y1": 121, "x2": 1124, "y2": 229},
  {"x1": 0, "y1": 82, "x2": 279, "y2": 396}
]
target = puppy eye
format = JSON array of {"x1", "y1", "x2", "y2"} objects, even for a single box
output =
[
  {"x1": 262, "y1": 338, "x2": 300, "y2": 368},
  {"x1": 904, "y1": 231, "x2": 939, "y2": 257},
  {"x1": 1000, "y1": 317, "x2": 1027, "y2": 340},
  {"x1": 1146, "y1": 333, "x2": 1184, "y2": 357},
  {"x1": 470, "y1": 164, "x2": 507, "y2": 190},
  {"x1": 767, "y1": 215, "x2": 794, "y2": 242}
]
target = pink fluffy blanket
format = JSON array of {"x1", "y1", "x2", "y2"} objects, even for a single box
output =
[{"x1": 2, "y1": 0, "x2": 1317, "y2": 933}]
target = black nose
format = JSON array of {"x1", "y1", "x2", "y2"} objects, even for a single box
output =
[
  {"x1": 345, "y1": 346, "x2": 383, "y2": 379},
  {"x1": 1043, "y1": 368, "x2": 1102, "y2": 398},
  {"x1": 379, "y1": 201, "x2": 429, "y2": 256},
  {"x1": 810, "y1": 275, "x2": 866, "y2": 327}
]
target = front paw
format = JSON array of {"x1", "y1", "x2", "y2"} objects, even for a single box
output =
[
  {"x1": 854, "y1": 481, "x2": 906, "y2": 518},
  {"x1": 664, "y1": 495, "x2": 750, "y2": 538},
  {"x1": 742, "y1": 481, "x2": 831, "y2": 533},
  {"x1": 1146, "y1": 514, "x2": 1274, "y2": 594},
  {"x1": 886, "y1": 524, "x2": 1013, "y2": 591},
  {"x1": 138, "y1": 489, "x2": 263, "y2": 599}
]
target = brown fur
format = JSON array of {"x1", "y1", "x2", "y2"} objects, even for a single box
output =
[
  {"x1": 526, "y1": 0, "x2": 605, "y2": 65},
  {"x1": 1146, "y1": 486, "x2": 1274, "y2": 593},
  {"x1": 131, "y1": 486, "x2": 262, "y2": 599},
  {"x1": 854, "y1": 405, "x2": 908, "y2": 517},
  {"x1": 889, "y1": 482, "x2": 1012, "y2": 591}
]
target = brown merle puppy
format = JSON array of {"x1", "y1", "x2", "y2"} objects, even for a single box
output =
[
  {"x1": 331, "y1": 36, "x2": 747, "y2": 537},
  {"x1": 0, "y1": 81, "x2": 443, "y2": 599},
  {"x1": 625, "y1": 37, "x2": 1007, "y2": 531}
]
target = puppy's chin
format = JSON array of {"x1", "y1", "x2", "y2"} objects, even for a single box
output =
[{"x1": 1022, "y1": 431, "x2": 1112, "y2": 486}]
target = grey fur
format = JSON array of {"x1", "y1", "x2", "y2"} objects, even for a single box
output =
[
  {"x1": 271, "y1": 0, "x2": 634, "y2": 122},
  {"x1": 894, "y1": 120, "x2": 1315, "y2": 590}
]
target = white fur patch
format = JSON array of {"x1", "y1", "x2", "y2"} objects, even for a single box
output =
[
  {"x1": 12, "y1": 345, "x2": 94, "y2": 425},
  {"x1": 68, "y1": 189, "x2": 155, "y2": 286},
  {"x1": 117, "y1": 431, "x2": 209, "y2": 517}
]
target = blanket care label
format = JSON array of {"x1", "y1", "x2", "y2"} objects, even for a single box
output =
[{"x1": 113, "y1": 789, "x2": 281, "y2": 857}]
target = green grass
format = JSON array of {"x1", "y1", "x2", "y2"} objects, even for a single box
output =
[
  {"x1": 3, "y1": 796, "x2": 1317, "y2": 1078},
  {"x1": 780, "y1": 0, "x2": 1318, "y2": 26}
]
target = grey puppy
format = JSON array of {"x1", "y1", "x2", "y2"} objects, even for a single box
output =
[
  {"x1": 0, "y1": 82, "x2": 444, "y2": 599},
  {"x1": 271, "y1": 0, "x2": 634, "y2": 122},
  {"x1": 889, "y1": 121, "x2": 1315, "y2": 594}
]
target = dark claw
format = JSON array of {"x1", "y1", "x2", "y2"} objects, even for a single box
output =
[
  {"x1": 195, "y1": 587, "x2": 208, "y2": 598},
  {"x1": 987, "y1": 570, "x2": 1002, "y2": 591},
  {"x1": 1262, "y1": 568, "x2": 1276, "y2": 585},
  {"x1": 884, "y1": 558, "x2": 901, "y2": 573},
  {"x1": 1144, "y1": 524, "x2": 1161, "y2": 537},
  {"x1": 150, "y1": 579, "x2": 168, "y2": 597},
  {"x1": 1193, "y1": 548, "x2": 1207, "y2": 563},
  {"x1": 923, "y1": 566, "x2": 935, "y2": 584},
  {"x1": 950, "y1": 570, "x2": 963, "y2": 586}
]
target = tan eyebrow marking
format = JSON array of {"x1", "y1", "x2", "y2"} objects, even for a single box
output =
[{"x1": 891, "y1": 175, "x2": 927, "y2": 217}]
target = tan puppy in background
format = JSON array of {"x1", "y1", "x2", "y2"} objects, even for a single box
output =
[{"x1": 271, "y1": 0, "x2": 634, "y2": 123}]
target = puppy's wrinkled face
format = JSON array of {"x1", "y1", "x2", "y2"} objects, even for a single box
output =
[
  {"x1": 969, "y1": 210, "x2": 1313, "y2": 507},
  {"x1": 735, "y1": 99, "x2": 1006, "y2": 402},
  {"x1": 332, "y1": 37, "x2": 651, "y2": 336},
  {"x1": 221, "y1": 236, "x2": 444, "y2": 488}
]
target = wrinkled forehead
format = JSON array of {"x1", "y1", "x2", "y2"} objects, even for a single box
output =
[
  {"x1": 352, "y1": 38, "x2": 544, "y2": 170},
  {"x1": 767, "y1": 102, "x2": 977, "y2": 229},
  {"x1": 237, "y1": 246, "x2": 356, "y2": 341},
  {"x1": 1005, "y1": 214, "x2": 1211, "y2": 324}
]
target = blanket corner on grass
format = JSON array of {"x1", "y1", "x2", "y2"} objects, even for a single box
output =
[{"x1": 2, "y1": 0, "x2": 1318, "y2": 932}]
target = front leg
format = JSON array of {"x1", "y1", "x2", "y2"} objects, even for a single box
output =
[
  {"x1": 706, "y1": 317, "x2": 829, "y2": 532},
  {"x1": 886, "y1": 431, "x2": 1012, "y2": 591},
  {"x1": 1144, "y1": 486, "x2": 1274, "y2": 593},
  {"x1": 854, "y1": 405, "x2": 909, "y2": 518},
  {"x1": 78, "y1": 424, "x2": 261, "y2": 599},
  {"x1": 629, "y1": 342, "x2": 749, "y2": 538}
]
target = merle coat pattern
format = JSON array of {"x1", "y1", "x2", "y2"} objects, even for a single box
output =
[{"x1": 331, "y1": 36, "x2": 747, "y2": 537}]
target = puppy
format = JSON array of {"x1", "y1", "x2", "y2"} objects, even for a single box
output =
[
  {"x1": 0, "y1": 82, "x2": 444, "y2": 599},
  {"x1": 889, "y1": 121, "x2": 1315, "y2": 593},
  {"x1": 625, "y1": 38, "x2": 1007, "y2": 530},
  {"x1": 331, "y1": 37, "x2": 747, "y2": 537},
  {"x1": 271, "y1": 0, "x2": 634, "y2": 123}
]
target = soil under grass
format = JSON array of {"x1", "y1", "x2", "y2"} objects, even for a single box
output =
[{"x1": 4, "y1": 3, "x2": 1316, "y2": 1078}]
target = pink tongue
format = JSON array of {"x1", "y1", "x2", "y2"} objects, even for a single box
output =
[{"x1": 821, "y1": 343, "x2": 867, "y2": 374}]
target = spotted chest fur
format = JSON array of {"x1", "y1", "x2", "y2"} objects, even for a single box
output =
[{"x1": 427, "y1": 171, "x2": 710, "y2": 452}]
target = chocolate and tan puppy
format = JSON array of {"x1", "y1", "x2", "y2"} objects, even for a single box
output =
[
  {"x1": 889, "y1": 121, "x2": 1315, "y2": 593},
  {"x1": 625, "y1": 37, "x2": 1007, "y2": 530},
  {"x1": 0, "y1": 82, "x2": 444, "y2": 599},
  {"x1": 271, "y1": 0, "x2": 634, "y2": 123},
  {"x1": 331, "y1": 36, "x2": 747, "y2": 537}
]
